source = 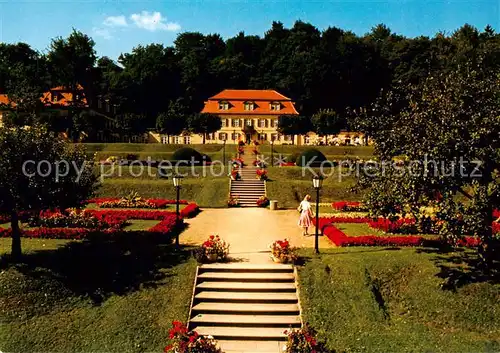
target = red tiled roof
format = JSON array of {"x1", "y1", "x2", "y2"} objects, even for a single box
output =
[
  {"x1": 209, "y1": 89, "x2": 292, "y2": 101},
  {"x1": 0, "y1": 86, "x2": 86, "y2": 108},
  {"x1": 202, "y1": 89, "x2": 299, "y2": 115}
]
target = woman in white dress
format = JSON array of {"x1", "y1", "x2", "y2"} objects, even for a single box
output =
[{"x1": 298, "y1": 195, "x2": 313, "y2": 236}]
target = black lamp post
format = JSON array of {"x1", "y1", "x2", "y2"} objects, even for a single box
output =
[
  {"x1": 271, "y1": 136, "x2": 275, "y2": 167},
  {"x1": 173, "y1": 174, "x2": 183, "y2": 248},
  {"x1": 313, "y1": 175, "x2": 324, "y2": 254},
  {"x1": 222, "y1": 135, "x2": 227, "y2": 166}
]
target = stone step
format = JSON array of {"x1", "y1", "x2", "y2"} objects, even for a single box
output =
[
  {"x1": 196, "y1": 282, "x2": 296, "y2": 292},
  {"x1": 233, "y1": 195, "x2": 264, "y2": 199},
  {"x1": 195, "y1": 291, "x2": 298, "y2": 302},
  {"x1": 230, "y1": 188, "x2": 265, "y2": 191},
  {"x1": 192, "y1": 326, "x2": 289, "y2": 340},
  {"x1": 218, "y1": 340, "x2": 285, "y2": 353},
  {"x1": 198, "y1": 272, "x2": 295, "y2": 282},
  {"x1": 191, "y1": 302, "x2": 299, "y2": 315},
  {"x1": 190, "y1": 314, "x2": 301, "y2": 327},
  {"x1": 199, "y1": 264, "x2": 293, "y2": 272}
]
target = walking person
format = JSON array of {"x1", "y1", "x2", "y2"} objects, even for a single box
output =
[{"x1": 298, "y1": 195, "x2": 313, "y2": 236}]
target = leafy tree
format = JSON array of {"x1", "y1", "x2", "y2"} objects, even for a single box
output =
[
  {"x1": 277, "y1": 115, "x2": 311, "y2": 145},
  {"x1": 0, "y1": 125, "x2": 98, "y2": 259},
  {"x1": 356, "y1": 58, "x2": 500, "y2": 268},
  {"x1": 188, "y1": 113, "x2": 222, "y2": 144},
  {"x1": 116, "y1": 113, "x2": 148, "y2": 143},
  {"x1": 311, "y1": 109, "x2": 346, "y2": 138},
  {"x1": 156, "y1": 101, "x2": 188, "y2": 142}
]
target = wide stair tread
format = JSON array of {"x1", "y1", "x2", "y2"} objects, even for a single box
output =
[
  {"x1": 192, "y1": 302, "x2": 299, "y2": 313},
  {"x1": 196, "y1": 281, "x2": 296, "y2": 291},
  {"x1": 195, "y1": 291, "x2": 298, "y2": 301},
  {"x1": 193, "y1": 326, "x2": 288, "y2": 340},
  {"x1": 198, "y1": 272, "x2": 294, "y2": 281},
  {"x1": 200, "y1": 263, "x2": 292, "y2": 271},
  {"x1": 190, "y1": 314, "x2": 300, "y2": 325}
]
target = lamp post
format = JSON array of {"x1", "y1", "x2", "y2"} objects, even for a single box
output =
[
  {"x1": 312, "y1": 175, "x2": 324, "y2": 254},
  {"x1": 173, "y1": 174, "x2": 184, "y2": 248},
  {"x1": 271, "y1": 136, "x2": 275, "y2": 167},
  {"x1": 222, "y1": 134, "x2": 227, "y2": 166}
]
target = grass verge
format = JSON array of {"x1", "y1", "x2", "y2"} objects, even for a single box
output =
[
  {"x1": 0, "y1": 236, "x2": 197, "y2": 353},
  {"x1": 297, "y1": 247, "x2": 500, "y2": 353}
]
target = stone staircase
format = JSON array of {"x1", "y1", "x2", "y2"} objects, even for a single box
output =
[
  {"x1": 188, "y1": 263, "x2": 302, "y2": 352},
  {"x1": 231, "y1": 166, "x2": 266, "y2": 207}
]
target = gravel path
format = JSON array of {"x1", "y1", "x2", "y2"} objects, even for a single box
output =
[{"x1": 181, "y1": 208, "x2": 334, "y2": 263}]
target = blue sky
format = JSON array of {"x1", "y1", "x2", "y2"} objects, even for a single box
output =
[{"x1": 0, "y1": 0, "x2": 498, "y2": 60}]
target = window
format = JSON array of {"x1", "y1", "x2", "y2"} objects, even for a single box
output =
[
  {"x1": 224, "y1": 119, "x2": 229, "y2": 127},
  {"x1": 52, "y1": 93, "x2": 58, "y2": 103},
  {"x1": 270, "y1": 102, "x2": 281, "y2": 111},
  {"x1": 243, "y1": 101, "x2": 255, "y2": 111},
  {"x1": 231, "y1": 132, "x2": 240, "y2": 141},
  {"x1": 246, "y1": 119, "x2": 253, "y2": 127},
  {"x1": 219, "y1": 101, "x2": 229, "y2": 110},
  {"x1": 233, "y1": 119, "x2": 240, "y2": 127},
  {"x1": 270, "y1": 119, "x2": 275, "y2": 128},
  {"x1": 206, "y1": 133, "x2": 215, "y2": 141},
  {"x1": 184, "y1": 136, "x2": 191, "y2": 144},
  {"x1": 259, "y1": 133, "x2": 267, "y2": 140},
  {"x1": 172, "y1": 136, "x2": 180, "y2": 144},
  {"x1": 161, "y1": 135, "x2": 169, "y2": 144},
  {"x1": 271, "y1": 133, "x2": 279, "y2": 142},
  {"x1": 219, "y1": 132, "x2": 228, "y2": 140}
]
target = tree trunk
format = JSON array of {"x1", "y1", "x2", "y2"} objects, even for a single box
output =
[
  {"x1": 11, "y1": 209, "x2": 21, "y2": 260},
  {"x1": 292, "y1": 135, "x2": 295, "y2": 145},
  {"x1": 202, "y1": 134, "x2": 206, "y2": 144}
]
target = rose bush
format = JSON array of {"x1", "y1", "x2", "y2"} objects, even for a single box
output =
[
  {"x1": 269, "y1": 239, "x2": 297, "y2": 263},
  {"x1": 164, "y1": 321, "x2": 223, "y2": 353}
]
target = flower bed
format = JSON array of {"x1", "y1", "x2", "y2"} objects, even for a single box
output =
[
  {"x1": 256, "y1": 169, "x2": 268, "y2": 180},
  {"x1": 0, "y1": 203, "x2": 200, "y2": 240},
  {"x1": 332, "y1": 201, "x2": 366, "y2": 212},
  {"x1": 31, "y1": 209, "x2": 127, "y2": 229},
  {"x1": 314, "y1": 218, "x2": 481, "y2": 248},
  {"x1": 256, "y1": 196, "x2": 269, "y2": 207},
  {"x1": 88, "y1": 198, "x2": 189, "y2": 208},
  {"x1": 164, "y1": 321, "x2": 223, "y2": 353},
  {"x1": 269, "y1": 239, "x2": 297, "y2": 263}
]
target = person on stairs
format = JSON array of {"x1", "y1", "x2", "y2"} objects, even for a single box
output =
[{"x1": 298, "y1": 195, "x2": 313, "y2": 236}]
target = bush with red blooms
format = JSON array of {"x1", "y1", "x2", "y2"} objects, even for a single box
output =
[
  {"x1": 252, "y1": 148, "x2": 259, "y2": 155},
  {"x1": 237, "y1": 146, "x2": 244, "y2": 154},
  {"x1": 164, "y1": 321, "x2": 223, "y2": 353},
  {"x1": 30, "y1": 209, "x2": 127, "y2": 229},
  {"x1": 256, "y1": 196, "x2": 269, "y2": 207},
  {"x1": 283, "y1": 323, "x2": 334, "y2": 353},
  {"x1": 269, "y1": 238, "x2": 297, "y2": 263},
  {"x1": 279, "y1": 162, "x2": 296, "y2": 167},
  {"x1": 230, "y1": 158, "x2": 244, "y2": 167},
  {"x1": 256, "y1": 169, "x2": 268, "y2": 180},
  {"x1": 331, "y1": 201, "x2": 366, "y2": 212}
]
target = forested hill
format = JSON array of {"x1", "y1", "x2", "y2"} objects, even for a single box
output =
[{"x1": 1, "y1": 21, "x2": 498, "y2": 125}]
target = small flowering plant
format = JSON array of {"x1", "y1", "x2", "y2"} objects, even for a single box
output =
[
  {"x1": 256, "y1": 169, "x2": 268, "y2": 180},
  {"x1": 269, "y1": 239, "x2": 297, "y2": 263},
  {"x1": 230, "y1": 169, "x2": 240, "y2": 180},
  {"x1": 202, "y1": 235, "x2": 230, "y2": 261},
  {"x1": 164, "y1": 321, "x2": 223, "y2": 353},
  {"x1": 256, "y1": 196, "x2": 269, "y2": 207},
  {"x1": 228, "y1": 195, "x2": 240, "y2": 207},
  {"x1": 283, "y1": 324, "x2": 333, "y2": 353}
]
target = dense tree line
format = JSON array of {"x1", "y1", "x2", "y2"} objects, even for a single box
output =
[{"x1": 0, "y1": 22, "x2": 499, "y2": 140}]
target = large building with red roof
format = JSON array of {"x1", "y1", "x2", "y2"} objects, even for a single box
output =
[{"x1": 198, "y1": 89, "x2": 299, "y2": 144}]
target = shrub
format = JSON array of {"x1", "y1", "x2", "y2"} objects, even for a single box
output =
[
  {"x1": 283, "y1": 324, "x2": 335, "y2": 353},
  {"x1": 164, "y1": 321, "x2": 223, "y2": 353},
  {"x1": 172, "y1": 147, "x2": 205, "y2": 163},
  {"x1": 256, "y1": 196, "x2": 269, "y2": 207},
  {"x1": 295, "y1": 149, "x2": 327, "y2": 167},
  {"x1": 269, "y1": 239, "x2": 297, "y2": 263}
]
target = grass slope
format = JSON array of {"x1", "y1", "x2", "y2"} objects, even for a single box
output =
[
  {"x1": 0, "y1": 236, "x2": 196, "y2": 353},
  {"x1": 298, "y1": 247, "x2": 500, "y2": 353}
]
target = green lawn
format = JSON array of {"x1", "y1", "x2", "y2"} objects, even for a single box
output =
[
  {"x1": 122, "y1": 219, "x2": 161, "y2": 231},
  {"x1": 298, "y1": 247, "x2": 500, "y2": 353},
  {"x1": 0, "y1": 235, "x2": 196, "y2": 353},
  {"x1": 266, "y1": 166, "x2": 362, "y2": 208},
  {"x1": 82, "y1": 143, "x2": 226, "y2": 161}
]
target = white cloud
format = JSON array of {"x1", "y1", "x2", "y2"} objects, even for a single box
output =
[
  {"x1": 103, "y1": 15, "x2": 128, "y2": 27},
  {"x1": 92, "y1": 27, "x2": 113, "y2": 40},
  {"x1": 130, "y1": 11, "x2": 181, "y2": 32}
]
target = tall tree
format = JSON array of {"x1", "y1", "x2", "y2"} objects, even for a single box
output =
[
  {"x1": 356, "y1": 58, "x2": 500, "y2": 268},
  {"x1": 0, "y1": 125, "x2": 98, "y2": 259},
  {"x1": 277, "y1": 115, "x2": 311, "y2": 145},
  {"x1": 156, "y1": 101, "x2": 188, "y2": 142},
  {"x1": 311, "y1": 109, "x2": 346, "y2": 138},
  {"x1": 188, "y1": 113, "x2": 222, "y2": 144}
]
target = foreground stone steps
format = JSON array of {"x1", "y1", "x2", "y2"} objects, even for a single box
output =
[{"x1": 188, "y1": 263, "x2": 301, "y2": 350}]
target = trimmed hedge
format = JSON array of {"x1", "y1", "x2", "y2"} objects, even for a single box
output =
[{"x1": 295, "y1": 148, "x2": 327, "y2": 167}]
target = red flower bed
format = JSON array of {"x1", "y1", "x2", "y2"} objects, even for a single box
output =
[
  {"x1": 0, "y1": 206, "x2": 198, "y2": 240},
  {"x1": 315, "y1": 217, "x2": 481, "y2": 248},
  {"x1": 279, "y1": 162, "x2": 295, "y2": 167},
  {"x1": 368, "y1": 218, "x2": 415, "y2": 233},
  {"x1": 332, "y1": 201, "x2": 364, "y2": 211}
]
